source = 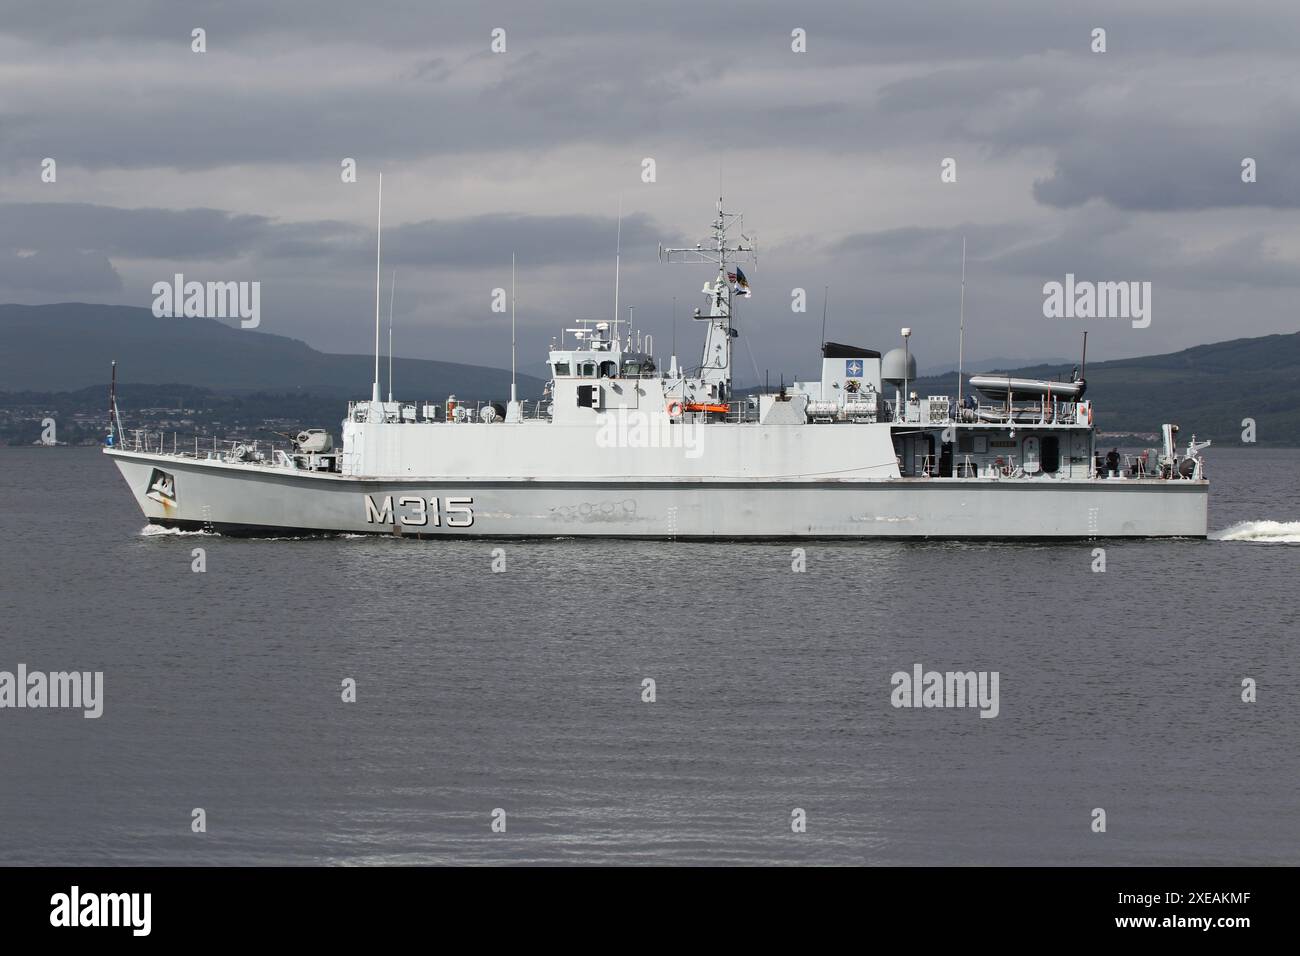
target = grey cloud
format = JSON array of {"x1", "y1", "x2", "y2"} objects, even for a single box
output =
[
  {"x1": 871, "y1": 46, "x2": 1300, "y2": 213},
  {"x1": 875, "y1": 57, "x2": 1085, "y2": 115},
  {"x1": 837, "y1": 205, "x2": 1300, "y2": 293},
  {"x1": 9, "y1": 0, "x2": 1300, "y2": 188},
  {"x1": 4, "y1": 0, "x2": 1300, "y2": 371},
  {"x1": 386, "y1": 212, "x2": 669, "y2": 269},
  {"x1": 0, "y1": 201, "x2": 677, "y2": 271},
  {"x1": 0, "y1": 248, "x2": 121, "y2": 293},
  {"x1": 0, "y1": 203, "x2": 269, "y2": 258},
  {"x1": 829, "y1": 223, "x2": 1034, "y2": 264},
  {"x1": 10, "y1": 1, "x2": 1300, "y2": 56},
  {"x1": 1032, "y1": 125, "x2": 1300, "y2": 211}
]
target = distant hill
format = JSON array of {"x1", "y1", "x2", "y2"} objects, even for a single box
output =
[
  {"x1": 911, "y1": 331, "x2": 1300, "y2": 445},
  {"x1": 0, "y1": 303, "x2": 545, "y2": 400},
  {"x1": 918, "y1": 356, "x2": 1070, "y2": 378}
]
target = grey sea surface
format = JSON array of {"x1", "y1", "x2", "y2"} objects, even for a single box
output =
[{"x1": 0, "y1": 446, "x2": 1296, "y2": 865}]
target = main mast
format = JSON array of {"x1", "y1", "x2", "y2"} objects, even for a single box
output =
[
  {"x1": 659, "y1": 196, "x2": 756, "y2": 400},
  {"x1": 372, "y1": 174, "x2": 383, "y2": 408}
]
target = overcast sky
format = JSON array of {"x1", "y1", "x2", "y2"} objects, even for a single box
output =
[{"x1": 3, "y1": 0, "x2": 1299, "y2": 384}]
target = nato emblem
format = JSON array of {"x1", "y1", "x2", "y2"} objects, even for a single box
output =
[{"x1": 845, "y1": 359, "x2": 864, "y2": 377}]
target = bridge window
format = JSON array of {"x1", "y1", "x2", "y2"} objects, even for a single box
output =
[
  {"x1": 599, "y1": 360, "x2": 618, "y2": 378},
  {"x1": 579, "y1": 361, "x2": 596, "y2": 377},
  {"x1": 554, "y1": 362, "x2": 570, "y2": 376}
]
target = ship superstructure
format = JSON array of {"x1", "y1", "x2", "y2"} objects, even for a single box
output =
[{"x1": 105, "y1": 198, "x2": 1209, "y2": 538}]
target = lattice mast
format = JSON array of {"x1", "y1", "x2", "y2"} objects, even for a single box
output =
[{"x1": 659, "y1": 197, "x2": 756, "y2": 399}]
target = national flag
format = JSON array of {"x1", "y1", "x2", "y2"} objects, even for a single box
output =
[{"x1": 727, "y1": 267, "x2": 752, "y2": 297}]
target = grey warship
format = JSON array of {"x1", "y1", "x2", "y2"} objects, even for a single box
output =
[{"x1": 105, "y1": 198, "x2": 1210, "y2": 538}]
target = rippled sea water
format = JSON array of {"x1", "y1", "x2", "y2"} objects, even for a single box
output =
[{"x1": 0, "y1": 446, "x2": 1296, "y2": 865}]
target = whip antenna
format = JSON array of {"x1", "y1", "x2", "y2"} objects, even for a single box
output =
[{"x1": 371, "y1": 173, "x2": 383, "y2": 406}]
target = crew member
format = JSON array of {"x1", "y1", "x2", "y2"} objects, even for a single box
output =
[{"x1": 1106, "y1": 447, "x2": 1120, "y2": 477}]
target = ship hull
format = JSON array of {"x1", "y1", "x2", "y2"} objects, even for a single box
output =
[{"x1": 107, "y1": 449, "x2": 1209, "y2": 539}]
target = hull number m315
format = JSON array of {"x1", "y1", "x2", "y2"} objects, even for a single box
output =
[{"x1": 364, "y1": 495, "x2": 474, "y2": 527}]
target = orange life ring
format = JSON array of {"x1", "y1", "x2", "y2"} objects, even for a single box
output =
[{"x1": 666, "y1": 400, "x2": 683, "y2": 418}]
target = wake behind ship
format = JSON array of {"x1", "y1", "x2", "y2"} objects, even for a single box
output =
[{"x1": 105, "y1": 198, "x2": 1210, "y2": 539}]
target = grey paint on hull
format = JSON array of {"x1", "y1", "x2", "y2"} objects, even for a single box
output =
[{"x1": 108, "y1": 449, "x2": 1209, "y2": 539}]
